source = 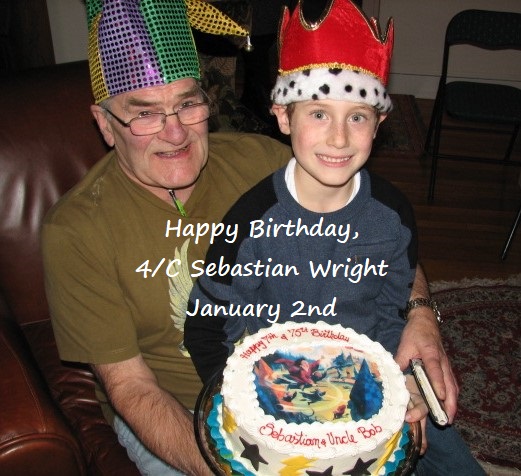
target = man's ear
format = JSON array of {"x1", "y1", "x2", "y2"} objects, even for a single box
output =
[
  {"x1": 91, "y1": 105, "x2": 115, "y2": 147},
  {"x1": 270, "y1": 104, "x2": 291, "y2": 135}
]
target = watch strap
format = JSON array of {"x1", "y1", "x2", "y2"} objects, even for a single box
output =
[{"x1": 403, "y1": 298, "x2": 443, "y2": 324}]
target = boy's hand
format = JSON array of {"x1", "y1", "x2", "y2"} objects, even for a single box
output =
[{"x1": 404, "y1": 374, "x2": 428, "y2": 455}]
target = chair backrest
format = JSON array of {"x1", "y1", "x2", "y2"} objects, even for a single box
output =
[
  {"x1": 438, "y1": 9, "x2": 521, "y2": 85},
  {"x1": 446, "y1": 9, "x2": 521, "y2": 49}
]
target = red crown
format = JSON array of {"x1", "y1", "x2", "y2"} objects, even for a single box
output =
[{"x1": 278, "y1": 0, "x2": 394, "y2": 85}]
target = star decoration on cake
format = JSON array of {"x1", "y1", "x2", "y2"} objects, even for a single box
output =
[
  {"x1": 306, "y1": 466, "x2": 334, "y2": 476},
  {"x1": 239, "y1": 437, "x2": 268, "y2": 471},
  {"x1": 342, "y1": 457, "x2": 377, "y2": 475}
]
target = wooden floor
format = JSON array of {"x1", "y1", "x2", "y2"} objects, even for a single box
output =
[{"x1": 368, "y1": 98, "x2": 521, "y2": 283}]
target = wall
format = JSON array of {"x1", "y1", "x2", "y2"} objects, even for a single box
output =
[
  {"x1": 46, "y1": 0, "x2": 88, "y2": 65},
  {"x1": 46, "y1": 0, "x2": 521, "y2": 98},
  {"x1": 379, "y1": 0, "x2": 521, "y2": 98}
]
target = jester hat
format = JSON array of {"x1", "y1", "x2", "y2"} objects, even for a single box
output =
[{"x1": 87, "y1": 0, "x2": 249, "y2": 104}]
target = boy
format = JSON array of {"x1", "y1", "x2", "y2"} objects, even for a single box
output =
[{"x1": 185, "y1": 1, "x2": 485, "y2": 474}]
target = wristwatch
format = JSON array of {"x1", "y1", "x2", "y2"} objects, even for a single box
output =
[{"x1": 403, "y1": 298, "x2": 443, "y2": 324}]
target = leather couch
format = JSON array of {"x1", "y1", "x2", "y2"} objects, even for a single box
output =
[
  {"x1": 0, "y1": 36, "x2": 269, "y2": 474},
  {"x1": 0, "y1": 60, "x2": 139, "y2": 476}
]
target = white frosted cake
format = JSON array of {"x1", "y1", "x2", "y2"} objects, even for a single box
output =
[{"x1": 206, "y1": 321, "x2": 411, "y2": 475}]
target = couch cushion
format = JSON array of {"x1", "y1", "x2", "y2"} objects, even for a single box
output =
[{"x1": 0, "y1": 61, "x2": 108, "y2": 326}]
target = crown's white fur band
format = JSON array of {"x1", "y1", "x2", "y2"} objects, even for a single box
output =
[{"x1": 271, "y1": 68, "x2": 392, "y2": 113}]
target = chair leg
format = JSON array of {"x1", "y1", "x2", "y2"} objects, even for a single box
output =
[
  {"x1": 424, "y1": 78, "x2": 446, "y2": 152},
  {"x1": 428, "y1": 155, "x2": 438, "y2": 203},
  {"x1": 503, "y1": 124, "x2": 520, "y2": 161},
  {"x1": 424, "y1": 95, "x2": 441, "y2": 153},
  {"x1": 427, "y1": 106, "x2": 444, "y2": 203},
  {"x1": 501, "y1": 203, "x2": 521, "y2": 260}
]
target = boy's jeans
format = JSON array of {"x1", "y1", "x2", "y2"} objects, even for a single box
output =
[
  {"x1": 415, "y1": 418, "x2": 486, "y2": 476},
  {"x1": 114, "y1": 415, "x2": 185, "y2": 476}
]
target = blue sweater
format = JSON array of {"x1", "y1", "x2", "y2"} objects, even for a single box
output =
[{"x1": 184, "y1": 167, "x2": 417, "y2": 383}]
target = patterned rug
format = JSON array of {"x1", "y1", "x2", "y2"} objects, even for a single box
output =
[
  {"x1": 430, "y1": 275, "x2": 521, "y2": 471},
  {"x1": 372, "y1": 94, "x2": 426, "y2": 157}
]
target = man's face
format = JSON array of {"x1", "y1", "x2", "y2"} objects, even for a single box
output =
[{"x1": 91, "y1": 78, "x2": 209, "y2": 202}]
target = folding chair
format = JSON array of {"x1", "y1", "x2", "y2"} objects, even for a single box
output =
[
  {"x1": 501, "y1": 203, "x2": 521, "y2": 260},
  {"x1": 424, "y1": 9, "x2": 521, "y2": 202}
]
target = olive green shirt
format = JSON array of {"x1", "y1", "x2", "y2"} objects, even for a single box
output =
[{"x1": 42, "y1": 132, "x2": 290, "y2": 421}]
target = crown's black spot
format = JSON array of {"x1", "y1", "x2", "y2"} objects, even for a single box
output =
[
  {"x1": 283, "y1": 88, "x2": 288, "y2": 96},
  {"x1": 298, "y1": 89, "x2": 302, "y2": 96},
  {"x1": 319, "y1": 84, "x2": 330, "y2": 95},
  {"x1": 383, "y1": 91, "x2": 388, "y2": 99},
  {"x1": 345, "y1": 84, "x2": 353, "y2": 93},
  {"x1": 354, "y1": 70, "x2": 360, "y2": 74},
  {"x1": 312, "y1": 94, "x2": 319, "y2": 100},
  {"x1": 329, "y1": 68, "x2": 342, "y2": 75},
  {"x1": 289, "y1": 80, "x2": 296, "y2": 89},
  {"x1": 303, "y1": 69, "x2": 311, "y2": 76},
  {"x1": 359, "y1": 88, "x2": 367, "y2": 98},
  {"x1": 374, "y1": 88, "x2": 379, "y2": 96}
]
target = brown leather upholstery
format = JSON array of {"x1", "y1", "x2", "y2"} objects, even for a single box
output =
[
  {"x1": 0, "y1": 38, "x2": 264, "y2": 471},
  {"x1": 0, "y1": 61, "x2": 139, "y2": 475},
  {"x1": 0, "y1": 318, "x2": 85, "y2": 476},
  {"x1": 0, "y1": 4, "x2": 262, "y2": 469}
]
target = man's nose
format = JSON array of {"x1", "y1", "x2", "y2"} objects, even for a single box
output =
[{"x1": 157, "y1": 113, "x2": 188, "y2": 142}]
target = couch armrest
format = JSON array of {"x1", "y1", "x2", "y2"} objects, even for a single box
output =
[
  {"x1": 22, "y1": 320, "x2": 141, "y2": 476},
  {"x1": 0, "y1": 318, "x2": 86, "y2": 476}
]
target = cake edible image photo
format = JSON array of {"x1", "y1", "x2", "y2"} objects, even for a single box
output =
[{"x1": 253, "y1": 346, "x2": 384, "y2": 425}]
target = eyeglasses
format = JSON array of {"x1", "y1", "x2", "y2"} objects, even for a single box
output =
[{"x1": 102, "y1": 98, "x2": 212, "y2": 136}]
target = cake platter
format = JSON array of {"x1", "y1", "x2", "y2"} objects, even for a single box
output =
[{"x1": 194, "y1": 373, "x2": 422, "y2": 476}]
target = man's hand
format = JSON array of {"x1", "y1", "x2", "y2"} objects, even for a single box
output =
[
  {"x1": 395, "y1": 305, "x2": 459, "y2": 423},
  {"x1": 93, "y1": 355, "x2": 214, "y2": 476}
]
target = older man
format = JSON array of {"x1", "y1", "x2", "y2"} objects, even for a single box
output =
[{"x1": 42, "y1": 1, "x2": 456, "y2": 474}]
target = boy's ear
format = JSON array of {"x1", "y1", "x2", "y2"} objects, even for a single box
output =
[
  {"x1": 271, "y1": 104, "x2": 291, "y2": 135},
  {"x1": 374, "y1": 113, "x2": 387, "y2": 138}
]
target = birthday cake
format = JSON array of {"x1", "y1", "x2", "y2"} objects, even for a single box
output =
[{"x1": 206, "y1": 321, "x2": 411, "y2": 475}]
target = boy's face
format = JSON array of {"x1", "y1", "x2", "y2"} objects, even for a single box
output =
[{"x1": 272, "y1": 99, "x2": 386, "y2": 211}]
